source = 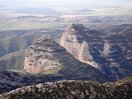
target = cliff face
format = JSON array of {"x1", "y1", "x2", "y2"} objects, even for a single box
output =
[
  {"x1": 24, "y1": 37, "x2": 65, "y2": 74},
  {"x1": 0, "y1": 33, "x2": 44, "y2": 71},
  {"x1": 0, "y1": 80, "x2": 131, "y2": 99},
  {"x1": 60, "y1": 24, "x2": 132, "y2": 80},
  {"x1": 60, "y1": 24, "x2": 100, "y2": 70},
  {"x1": 23, "y1": 36, "x2": 110, "y2": 82},
  {"x1": 24, "y1": 24, "x2": 132, "y2": 81}
]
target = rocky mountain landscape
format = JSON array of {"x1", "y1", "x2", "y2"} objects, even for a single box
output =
[
  {"x1": 24, "y1": 36, "x2": 109, "y2": 82},
  {"x1": 0, "y1": 23, "x2": 131, "y2": 97},
  {"x1": 0, "y1": 0, "x2": 132, "y2": 98},
  {"x1": 0, "y1": 35, "x2": 110, "y2": 94},
  {"x1": 60, "y1": 24, "x2": 101, "y2": 69},
  {"x1": 60, "y1": 24, "x2": 132, "y2": 81},
  {"x1": 0, "y1": 23, "x2": 131, "y2": 80},
  {"x1": 0, "y1": 78, "x2": 131, "y2": 99},
  {"x1": 0, "y1": 29, "x2": 63, "y2": 70},
  {"x1": 21, "y1": 24, "x2": 132, "y2": 80}
]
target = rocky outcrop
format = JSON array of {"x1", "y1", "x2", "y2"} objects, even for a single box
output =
[
  {"x1": 60, "y1": 24, "x2": 100, "y2": 70},
  {"x1": 0, "y1": 80, "x2": 131, "y2": 99},
  {"x1": 0, "y1": 29, "x2": 63, "y2": 71},
  {"x1": 24, "y1": 36, "x2": 66, "y2": 74},
  {"x1": 60, "y1": 24, "x2": 132, "y2": 81},
  {"x1": 23, "y1": 36, "x2": 110, "y2": 82},
  {"x1": 23, "y1": 23, "x2": 132, "y2": 81}
]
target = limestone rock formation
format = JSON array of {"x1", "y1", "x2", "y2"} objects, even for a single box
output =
[
  {"x1": 60, "y1": 24, "x2": 100, "y2": 70},
  {"x1": 0, "y1": 80, "x2": 131, "y2": 99},
  {"x1": 24, "y1": 37, "x2": 65, "y2": 74},
  {"x1": 23, "y1": 36, "x2": 110, "y2": 82},
  {"x1": 60, "y1": 24, "x2": 132, "y2": 81}
]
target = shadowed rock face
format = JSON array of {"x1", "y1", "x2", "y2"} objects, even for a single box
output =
[
  {"x1": 60, "y1": 24, "x2": 100, "y2": 70},
  {"x1": 0, "y1": 80, "x2": 131, "y2": 99},
  {"x1": 0, "y1": 71, "x2": 64, "y2": 94}
]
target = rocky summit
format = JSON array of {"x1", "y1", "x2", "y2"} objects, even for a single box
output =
[
  {"x1": 60, "y1": 24, "x2": 100, "y2": 70},
  {"x1": 23, "y1": 36, "x2": 110, "y2": 82},
  {"x1": 23, "y1": 23, "x2": 132, "y2": 81},
  {"x1": 60, "y1": 24, "x2": 132, "y2": 80},
  {"x1": 24, "y1": 36, "x2": 66, "y2": 74},
  {"x1": 0, "y1": 80, "x2": 131, "y2": 99}
]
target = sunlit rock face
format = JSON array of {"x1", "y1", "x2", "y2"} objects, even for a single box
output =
[
  {"x1": 23, "y1": 36, "x2": 109, "y2": 82},
  {"x1": 60, "y1": 24, "x2": 132, "y2": 80},
  {"x1": 60, "y1": 24, "x2": 100, "y2": 70},
  {"x1": 102, "y1": 40, "x2": 111, "y2": 56},
  {"x1": 24, "y1": 37, "x2": 65, "y2": 74}
]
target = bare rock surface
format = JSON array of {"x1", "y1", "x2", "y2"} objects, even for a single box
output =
[
  {"x1": 60, "y1": 24, "x2": 132, "y2": 80},
  {"x1": 60, "y1": 24, "x2": 100, "y2": 70},
  {"x1": 24, "y1": 36, "x2": 65, "y2": 74},
  {"x1": 23, "y1": 36, "x2": 110, "y2": 82}
]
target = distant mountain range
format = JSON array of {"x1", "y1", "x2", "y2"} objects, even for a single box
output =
[{"x1": 15, "y1": 8, "x2": 61, "y2": 15}]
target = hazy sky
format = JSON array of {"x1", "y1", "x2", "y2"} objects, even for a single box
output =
[{"x1": 1, "y1": 0, "x2": 132, "y2": 10}]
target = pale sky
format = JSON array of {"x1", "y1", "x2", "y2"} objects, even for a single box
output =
[{"x1": 0, "y1": 0, "x2": 132, "y2": 10}]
